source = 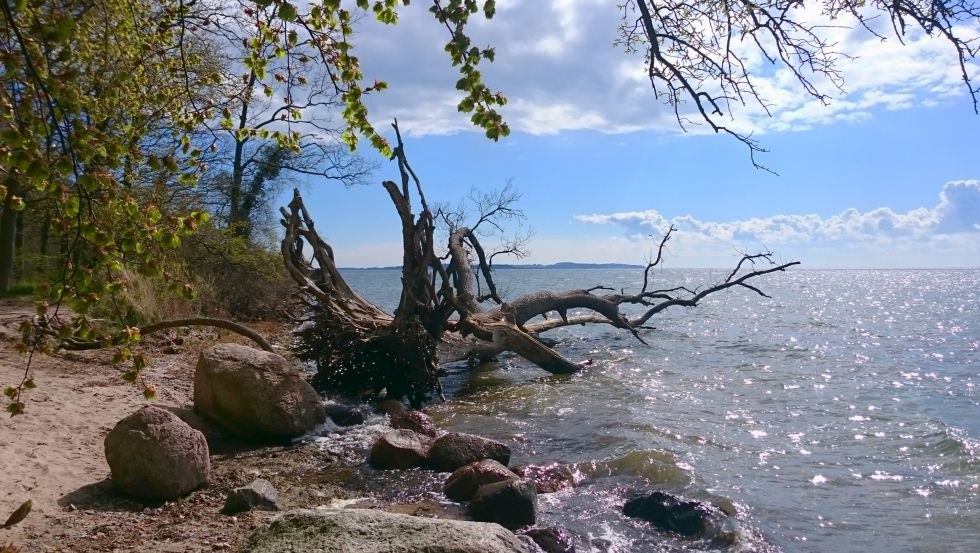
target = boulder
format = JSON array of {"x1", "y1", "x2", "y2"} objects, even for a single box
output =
[
  {"x1": 368, "y1": 429, "x2": 433, "y2": 469},
  {"x1": 622, "y1": 491, "x2": 723, "y2": 537},
  {"x1": 511, "y1": 463, "x2": 577, "y2": 494},
  {"x1": 444, "y1": 459, "x2": 517, "y2": 501},
  {"x1": 522, "y1": 528, "x2": 577, "y2": 553},
  {"x1": 104, "y1": 406, "x2": 209, "y2": 500},
  {"x1": 469, "y1": 478, "x2": 537, "y2": 530},
  {"x1": 242, "y1": 508, "x2": 536, "y2": 553},
  {"x1": 390, "y1": 410, "x2": 439, "y2": 437},
  {"x1": 222, "y1": 479, "x2": 281, "y2": 515},
  {"x1": 194, "y1": 343, "x2": 326, "y2": 442},
  {"x1": 428, "y1": 432, "x2": 511, "y2": 472}
]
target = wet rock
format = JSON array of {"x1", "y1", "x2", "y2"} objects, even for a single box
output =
[
  {"x1": 428, "y1": 432, "x2": 511, "y2": 472},
  {"x1": 511, "y1": 463, "x2": 576, "y2": 493},
  {"x1": 242, "y1": 508, "x2": 536, "y2": 553},
  {"x1": 390, "y1": 410, "x2": 439, "y2": 437},
  {"x1": 444, "y1": 459, "x2": 517, "y2": 501},
  {"x1": 222, "y1": 479, "x2": 281, "y2": 515},
  {"x1": 623, "y1": 491, "x2": 723, "y2": 537},
  {"x1": 376, "y1": 399, "x2": 407, "y2": 416},
  {"x1": 469, "y1": 478, "x2": 537, "y2": 530},
  {"x1": 194, "y1": 344, "x2": 326, "y2": 443},
  {"x1": 323, "y1": 402, "x2": 366, "y2": 427},
  {"x1": 522, "y1": 528, "x2": 577, "y2": 553},
  {"x1": 104, "y1": 406, "x2": 209, "y2": 500},
  {"x1": 368, "y1": 429, "x2": 433, "y2": 469}
]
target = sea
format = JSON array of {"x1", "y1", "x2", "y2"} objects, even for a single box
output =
[{"x1": 324, "y1": 268, "x2": 979, "y2": 553}]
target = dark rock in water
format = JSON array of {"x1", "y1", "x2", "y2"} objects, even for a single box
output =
[
  {"x1": 428, "y1": 432, "x2": 511, "y2": 472},
  {"x1": 376, "y1": 399, "x2": 408, "y2": 416},
  {"x1": 522, "y1": 527, "x2": 577, "y2": 553},
  {"x1": 390, "y1": 410, "x2": 439, "y2": 437},
  {"x1": 323, "y1": 402, "x2": 366, "y2": 427},
  {"x1": 469, "y1": 478, "x2": 537, "y2": 530},
  {"x1": 222, "y1": 479, "x2": 281, "y2": 514},
  {"x1": 194, "y1": 343, "x2": 325, "y2": 443},
  {"x1": 104, "y1": 405, "x2": 209, "y2": 500},
  {"x1": 444, "y1": 459, "x2": 517, "y2": 501},
  {"x1": 623, "y1": 491, "x2": 723, "y2": 537},
  {"x1": 242, "y1": 508, "x2": 537, "y2": 553},
  {"x1": 368, "y1": 429, "x2": 433, "y2": 469},
  {"x1": 511, "y1": 463, "x2": 576, "y2": 493}
]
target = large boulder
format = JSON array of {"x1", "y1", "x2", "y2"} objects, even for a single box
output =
[
  {"x1": 390, "y1": 410, "x2": 439, "y2": 437},
  {"x1": 511, "y1": 463, "x2": 577, "y2": 494},
  {"x1": 104, "y1": 406, "x2": 209, "y2": 500},
  {"x1": 194, "y1": 343, "x2": 326, "y2": 442},
  {"x1": 622, "y1": 491, "x2": 724, "y2": 537},
  {"x1": 469, "y1": 479, "x2": 537, "y2": 530},
  {"x1": 369, "y1": 429, "x2": 433, "y2": 469},
  {"x1": 242, "y1": 508, "x2": 536, "y2": 553},
  {"x1": 428, "y1": 432, "x2": 511, "y2": 472},
  {"x1": 444, "y1": 459, "x2": 517, "y2": 501},
  {"x1": 222, "y1": 479, "x2": 281, "y2": 515}
]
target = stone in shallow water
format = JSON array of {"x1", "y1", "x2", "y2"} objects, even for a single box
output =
[
  {"x1": 368, "y1": 429, "x2": 433, "y2": 469},
  {"x1": 428, "y1": 432, "x2": 511, "y2": 472},
  {"x1": 521, "y1": 527, "x2": 577, "y2": 553},
  {"x1": 622, "y1": 491, "x2": 722, "y2": 537},
  {"x1": 469, "y1": 478, "x2": 537, "y2": 530},
  {"x1": 445, "y1": 459, "x2": 517, "y2": 501}
]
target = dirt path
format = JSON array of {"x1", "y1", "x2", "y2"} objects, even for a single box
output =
[{"x1": 0, "y1": 299, "x2": 354, "y2": 552}]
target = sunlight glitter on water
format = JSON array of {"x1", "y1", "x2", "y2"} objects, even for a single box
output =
[{"x1": 343, "y1": 268, "x2": 980, "y2": 553}]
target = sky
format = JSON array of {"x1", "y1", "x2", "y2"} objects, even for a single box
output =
[{"x1": 286, "y1": 1, "x2": 980, "y2": 269}]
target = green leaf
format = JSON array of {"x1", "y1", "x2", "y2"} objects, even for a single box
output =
[
  {"x1": 278, "y1": 2, "x2": 297, "y2": 21},
  {"x1": 3, "y1": 386, "x2": 15, "y2": 398},
  {"x1": 23, "y1": 379, "x2": 37, "y2": 390}
]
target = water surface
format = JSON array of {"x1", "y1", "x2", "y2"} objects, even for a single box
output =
[{"x1": 338, "y1": 268, "x2": 979, "y2": 552}]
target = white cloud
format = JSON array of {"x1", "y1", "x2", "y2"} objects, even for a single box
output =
[
  {"x1": 574, "y1": 181, "x2": 980, "y2": 267},
  {"x1": 352, "y1": 2, "x2": 979, "y2": 137}
]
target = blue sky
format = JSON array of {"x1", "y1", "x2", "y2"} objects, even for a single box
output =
[{"x1": 287, "y1": 1, "x2": 980, "y2": 268}]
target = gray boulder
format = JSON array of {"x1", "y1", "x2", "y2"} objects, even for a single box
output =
[
  {"x1": 428, "y1": 432, "x2": 511, "y2": 472},
  {"x1": 104, "y1": 406, "x2": 209, "y2": 500},
  {"x1": 445, "y1": 459, "x2": 517, "y2": 501},
  {"x1": 194, "y1": 343, "x2": 326, "y2": 442},
  {"x1": 242, "y1": 508, "x2": 536, "y2": 553},
  {"x1": 369, "y1": 429, "x2": 433, "y2": 469},
  {"x1": 222, "y1": 478, "x2": 281, "y2": 515},
  {"x1": 469, "y1": 479, "x2": 537, "y2": 530}
]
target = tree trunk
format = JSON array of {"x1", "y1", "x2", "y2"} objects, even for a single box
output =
[
  {"x1": 281, "y1": 123, "x2": 798, "y2": 405},
  {"x1": 0, "y1": 194, "x2": 19, "y2": 293}
]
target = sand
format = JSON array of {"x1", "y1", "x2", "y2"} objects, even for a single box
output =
[{"x1": 0, "y1": 299, "x2": 354, "y2": 552}]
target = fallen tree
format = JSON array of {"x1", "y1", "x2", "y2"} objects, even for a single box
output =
[{"x1": 283, "y1": 123, "x2": 800, "y2": 405}]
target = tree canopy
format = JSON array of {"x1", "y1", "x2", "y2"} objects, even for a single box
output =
[{"x1": 2, "y1": 0, "x2": 978, "y2": 413}]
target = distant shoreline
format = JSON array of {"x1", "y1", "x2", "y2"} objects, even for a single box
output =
[
  {"x1": 339, "y1": 262, "x2": 645, "y2": 270},
  {"x1": 339, "y1": 264, "x2": 980, "y2": 271}
]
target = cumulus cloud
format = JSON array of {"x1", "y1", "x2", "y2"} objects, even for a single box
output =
[
  {"x1": 353, "y1": 1, "x2": 979, "y2": 137},
  {"x1": 576, "y1": 181, "x2": 980, "y2": 244}
]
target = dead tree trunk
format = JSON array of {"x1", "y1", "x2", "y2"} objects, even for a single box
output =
[{"x1": 283, "y1": 121, "x2": 799, "y2": 404}]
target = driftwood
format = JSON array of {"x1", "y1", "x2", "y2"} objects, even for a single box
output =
[{"x1": 283, "y1": 121, "x2": 799, "y2": 401}]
